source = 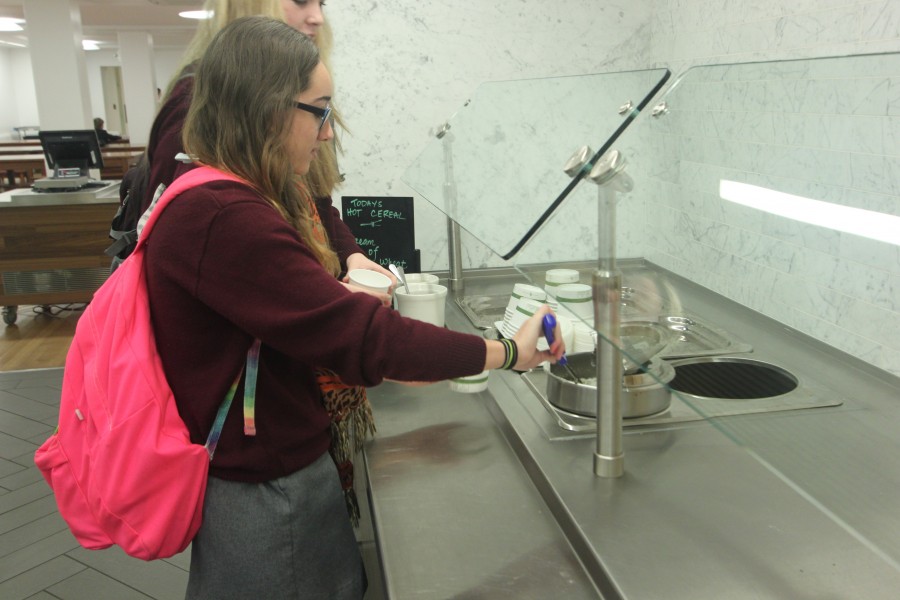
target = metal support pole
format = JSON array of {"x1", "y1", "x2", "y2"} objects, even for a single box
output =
[
  {"x1": 593, "y1": 181, "x2": 624, "y2": 478},
  {"x1": 447, "y1": 218, "x2": 465, "y2": 293},
  {"x1": 588, "y1": 150, "x2": 632, "y2": 478},
  {"x1": 438, "y1": 123, "x2": 465, "y2": 293}
]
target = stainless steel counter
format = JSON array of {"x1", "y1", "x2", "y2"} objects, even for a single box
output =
[
  {"x1": 364, "y1": 262, "x2": 900, "y2": 599},
  {"x1": 0, "y1": 182, "x2": 119, "y2": 206}
]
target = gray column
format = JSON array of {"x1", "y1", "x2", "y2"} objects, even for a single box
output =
[
  {"x1": 23, "y1": 0, "x2": 92, "y2": 130},
  {"x1": 117, "y1": 31, "x2": 157, "y2": 145}
]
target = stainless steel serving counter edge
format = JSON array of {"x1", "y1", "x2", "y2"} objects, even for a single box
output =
[{"x1": 363, "y1": 262, "x2": 900, "y2": 599}]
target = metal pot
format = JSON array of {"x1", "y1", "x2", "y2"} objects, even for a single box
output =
[{"x1": 546, "y1": 352, "x2": 673, "y2": 418}]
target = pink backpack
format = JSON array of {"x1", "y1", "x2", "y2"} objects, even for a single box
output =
[{"x1": 34, "y1": 166, "x2": 257, "y2": 561}]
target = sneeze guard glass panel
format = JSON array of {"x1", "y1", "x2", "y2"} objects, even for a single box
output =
[{"x1": 402, "y1": 68, "x2": 671, "y2": 260}]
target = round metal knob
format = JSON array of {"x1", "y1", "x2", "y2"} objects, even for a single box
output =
[
  {"x1": 562, "y1": 145, "x2": 594, "y2": 177},
  {"x1": 587, "y1": 150, "x2": 625, "y2": 184}
]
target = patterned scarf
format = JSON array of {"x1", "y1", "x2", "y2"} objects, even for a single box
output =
[
  {"x1": 315, "y1": 369, "x2": 376, "y2": 526},
  {"x1": 304, "y1": 189, "x2": 377, "y2": 526}
]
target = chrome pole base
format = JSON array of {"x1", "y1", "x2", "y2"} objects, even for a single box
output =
[{"x1": 594, "y1": 452, "x2": 624, "y2": 478}]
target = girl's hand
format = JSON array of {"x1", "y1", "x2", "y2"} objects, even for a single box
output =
[
  {"x1": 341, "y1": 281, "x2": 392, "y2": 307},
  {"x1": 511, "y1": 304, "x2": 565, "y2": 370},
  {"x1": 483, "y1": 305, "x2": 565, "y2": 371},
  {"x1": 344, "y1": 253, "x2": 397, "y2": 288}
]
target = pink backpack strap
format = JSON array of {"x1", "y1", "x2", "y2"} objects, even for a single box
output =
[
  {"x1": 135, "y1": 166, "x2": 248, "y2": 251},
  {"x1": 136, "y1": 165, "x2": 260, "y2": 453}
]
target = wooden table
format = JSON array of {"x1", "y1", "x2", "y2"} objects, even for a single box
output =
[
  {"x1": 0, "y1": 150, "x2": 142, "y2": 186},
  {"x1": 0, "y1": 185, "x2": 119, "y2": 324},
  {"x1": 0, "y1": 154, "x2": 46, "y2": 187},
  {"x1": 0, "y1": 141, "x2": 144, "y2": 154},
  {"x1": 98, "y1": 149, "x2": 143, "y2": 178},
  {"x1": 0, "y1": 145, "x2": 43, "y2": 155}
]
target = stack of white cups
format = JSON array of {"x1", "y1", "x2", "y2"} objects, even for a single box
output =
[
  {"x1": 543, "y1": 268, "x2": 580, "y2": 312},
  {"x1": 501, "y1": 284, "x2": 546, "y2": 333},
  {"x1": 571, "y1": 321, "x2": 597, "y2": 354},
  {"x1": 556, "y1": 283, "x2": 593, "y2": 324},
  {"x1": 404, "y1": 273, "x2": 440, "y2": 285},
  {"x1": 500, "y1": 297, "x2": 542, "y2": 340}
]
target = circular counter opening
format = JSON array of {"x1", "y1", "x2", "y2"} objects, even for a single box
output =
[{"x1": 668, "y1": 357, "x2": 798, "y2": 399}]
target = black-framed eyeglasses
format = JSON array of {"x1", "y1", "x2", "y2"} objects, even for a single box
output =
[{"x1": 294, "y1": 101, "x2": 332, "y2": 133}]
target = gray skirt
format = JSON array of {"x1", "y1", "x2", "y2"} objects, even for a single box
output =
[{"x1": 186, "y1": 452, "x2": 367, "y2": 600}]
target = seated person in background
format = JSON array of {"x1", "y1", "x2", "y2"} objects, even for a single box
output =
[{"x1": 93, "y1": 118, "x2": 122, "y2": 146}]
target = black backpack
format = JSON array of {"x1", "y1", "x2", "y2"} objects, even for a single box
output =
[{"x1": 106, "y1": 154, "x2": 150, "y2": 263}]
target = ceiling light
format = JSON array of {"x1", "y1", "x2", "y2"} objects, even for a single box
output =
[
  {"x1": 179, "y1": 10, "x2": 213, "y2": 20},
  {"x1": 0, "y1": 40, "x2": 26, "y2": 48},
  {"x1": 720, "y1": 180, "x2": 900, "y2": 247},
  {"x1": 0, "y1": 17, "x2": 25, "y2": 32},
  {"x1": 82, "y1": 40, "x2": 100, "y2": 51}
]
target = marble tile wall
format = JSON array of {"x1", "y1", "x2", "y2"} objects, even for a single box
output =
[
  {"x1": 327, "y1": 0, "x2": 652, "y2": 270},
  {"x1": 331, "y1": 0, "x2": 900, "y2": 376},
  {"x1": 637, "y1": 1, "x2": 900, "y2": 376}
]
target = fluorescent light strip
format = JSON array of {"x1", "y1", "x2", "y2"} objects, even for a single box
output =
[
  {"x1": 179, "y1": 11, "x2": 213, "y2": 20},
  {"x1": 720, "y1": 180, "x2": 900, "y2": 247},
  {"x1": 0, "y1": 17, "x2": 24, "y2": 32}
]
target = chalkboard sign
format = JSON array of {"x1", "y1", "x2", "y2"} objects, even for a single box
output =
[{"x1": 340, "y1": 196, "x2": 420, "y2": 272}]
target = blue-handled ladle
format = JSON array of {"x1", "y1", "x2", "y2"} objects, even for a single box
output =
[{"x1": 542, "y1": 313, "x2": 580, "y2": 384}]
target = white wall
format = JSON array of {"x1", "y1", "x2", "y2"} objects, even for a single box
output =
[
  {"x1": 1, "y1": 44, "x2": 185, "y2": 141},
  {"x1": 326, "y1": 0, "x2": 900, "y2": 376},
  {"x1": 650, "y1": 0, "x2": 900, "y2": 70},
  {"x1": 0, "y1": 47, "x2": 15, "y2": 139},
  {"x1": 631, "y1": 0, "x2": 900, "y2": 376},
  {"x1": 0, "y1": 47, "x2": 38, "y2": 140},
  {"x1": 328, "y1": 0, "x2": 653, "y2": 272}
]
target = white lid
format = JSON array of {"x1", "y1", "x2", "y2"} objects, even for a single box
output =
[
  {"x1": 511, "y1": 283, "x2": 546, "y2": 300},
  {"x1": 556, "y1": 283, "x2": 592, "y2": 300},
  {"x1": 545, "y1": 268, "x2": 580, "y2": 284}
]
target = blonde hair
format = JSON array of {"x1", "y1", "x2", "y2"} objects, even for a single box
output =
[
  {"x1": 183, "y1": 16, "x2": 340, "y2": 275},
  {"x1": 169, "y1": 0, "x2": 344, "y2": 200}
]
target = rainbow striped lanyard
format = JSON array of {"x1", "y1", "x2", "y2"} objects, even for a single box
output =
[{"x1": 204, "y1": 338, "x2": 261, "y2": 459}]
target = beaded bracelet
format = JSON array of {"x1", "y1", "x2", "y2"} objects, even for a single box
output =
[{"x1": 500, "y1": 338, "x2": 519, "y2": 370}]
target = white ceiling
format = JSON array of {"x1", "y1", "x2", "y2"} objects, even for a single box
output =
[{"x1": 0, "y1": 0, "x2": 203, "y2": 50}]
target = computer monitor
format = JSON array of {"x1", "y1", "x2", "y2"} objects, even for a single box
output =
[{"x1": 38, "y1": 129, "x2": 105, "y2": 178}]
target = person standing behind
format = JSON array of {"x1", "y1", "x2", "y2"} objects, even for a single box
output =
[
  {"x1": 134, "y1": 1, "x2": 385, "y2": 284},
  {"x1": 145, "y1": 16, "x2": 563, "y2": 598}
]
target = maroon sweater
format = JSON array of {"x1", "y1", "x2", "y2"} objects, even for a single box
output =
[
  {"x1": 145, "y1": 180, "x2": 485, "y2": 482},
  {"x1": 144, "y1": 74, "x2": 362, "y2": 268}
]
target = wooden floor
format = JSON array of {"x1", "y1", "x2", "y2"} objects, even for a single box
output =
[
  {"x1": 0, "y1": 305, "x2": 384, "y2": 599},
  {"x1": 0, "y1": 305, "x2": 82, "y2": 372}
]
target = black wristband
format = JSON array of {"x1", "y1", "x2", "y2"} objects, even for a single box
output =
[{"x1": 500, "y1": 338, "x2": 518, "y2": 370}]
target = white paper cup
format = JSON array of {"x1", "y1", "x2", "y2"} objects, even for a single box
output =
[
  {"x1": 404, "y1": 273, "x2": 440, "y2": 285},
  {"x1": 449, "y1": 370, "x2": 490, "y2": 393},
  {"x1": 348, "y1": 269, "x2": 392, "y2": 293},
  {"x1": 504, "y1": 283, "x2": 546, "y2": 323},
  {"x1": 501, "y1": 297, "x2": 541, "y2": 339},
  {"x1": 557, "y1": 314, "x2": 575, "y2": 350},
  {"x1": 544, "y1": 268, "x2": 580, "y2": 299},
  {"x1": 395, "y1": 283, "x2": 448, "y2": 327},
  {"x1": 572, "y1": 321, "x2": 597, "y2": 353},
  {"x1": 556, "y1": 283, "x2": 593, "y2": 322}
]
